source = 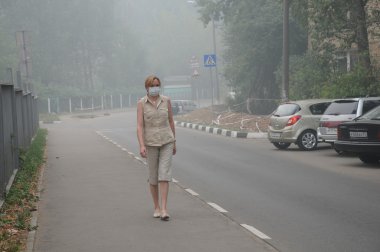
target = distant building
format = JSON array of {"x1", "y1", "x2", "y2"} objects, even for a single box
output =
[
  {"x1": 162, "y1": 75, "x2": 192, "y2": 100},
  {"x1": 308, "y1": 0, "x2": 380, "y2": 73}
]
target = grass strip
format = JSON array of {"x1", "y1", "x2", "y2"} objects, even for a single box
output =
[
  {"x1": 0, "y1": 128, "x2": 47, "y2": 252},
  {"x1": 39, "y1": 113, "x2": 60, "y2": 124}
]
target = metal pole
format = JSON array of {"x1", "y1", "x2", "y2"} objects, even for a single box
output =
[
  {"x1": 16, "y1": 71, "x2": 22, "y2": 90},
  {"x1": 283, "y1": 0, "x2": 290, "y2": 101},
  {"x1": 69, "y1": 98, "x2": 72, "y2": 113},
  {"x1": 48, "y1": 98, "x2": 51, "y2": 114},
  {"x1": 209, "y1": 68, "x2": 214, "y2": 106},
  {"x1": 7, "y1": 68, "x2": 13, "y2": 85},
  {"x1": 212, "y1": 19, "x2": 220, "y2": 104}
]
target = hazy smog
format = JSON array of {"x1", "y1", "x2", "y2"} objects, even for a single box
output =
[
  {"x1": 1, "y1": 1, "x2": 380, "y2": 252},
  {"x1": 0, "y1": 0, "x2": 216, "y2": 101}
]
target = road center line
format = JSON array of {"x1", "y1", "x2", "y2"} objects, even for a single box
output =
[
  {"x1": 185, "y1": 188, "x2": 199, "y2": 196},
  {"x1": 240, "y1": 224, "x2": 271, "y2": 240},
  {"x1": 207, "y1": 202, "x2": 228, "y2": 213},
  {"x1": 96, "y1": 130, "x2": 273, "y2": 244}
]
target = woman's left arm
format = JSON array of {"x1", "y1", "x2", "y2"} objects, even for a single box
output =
[{"x1": 167, "y1": 99, "x2": 176, "y2": 155}]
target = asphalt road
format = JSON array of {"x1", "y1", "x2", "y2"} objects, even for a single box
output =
[{"x1": 95, "y1": 110, "x2": 380, "y2": 252}]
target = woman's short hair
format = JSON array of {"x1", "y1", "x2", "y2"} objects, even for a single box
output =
[{"x1": 145, "y1": 75, "x2": 161, "y2": 89}]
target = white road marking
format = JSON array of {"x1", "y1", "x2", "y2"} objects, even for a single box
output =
[
  {"x1": 96, "y1": 130, "x2": 271, "y2": 242},
  {"x1": 185, "y1": 188, "x2": 199, "y2": 196},
  {"x1": 240, "y1": 224, "x2": 271, "y2": 240},
  {"x1": 207, "y1": 202, "x2": 228, "y2": 213}
]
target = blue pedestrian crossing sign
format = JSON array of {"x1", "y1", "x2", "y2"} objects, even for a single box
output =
[{"x1": 204, "y1": 54, "x2": 216, "y2": 67}]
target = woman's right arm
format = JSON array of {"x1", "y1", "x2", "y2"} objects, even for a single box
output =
[{"x1": 137, "y1": 101, "x2": 147, "y2": 158}]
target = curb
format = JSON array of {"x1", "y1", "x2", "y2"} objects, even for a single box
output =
[
  {"x1": 26, "y1": 147, "x2": 47, "y2": 252},
  {"x1": 174, "y1": 121, "x2": 267, "y2": 139}
]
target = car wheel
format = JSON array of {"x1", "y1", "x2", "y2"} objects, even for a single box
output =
[
  {"x1": 359, "y1": 154, "x2": 379, "y2": 164},
  {"x1": 273, "y1": 142, "x2": 291, "y2": 150},
  {"x1": 297, "y1": 130, "x2": 317, "y2": 151}
]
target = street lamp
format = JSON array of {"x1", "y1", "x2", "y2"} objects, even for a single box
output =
[
  {"x1": 212, "y1": 19, "x2": 220, "y2": 104},
  {"x1": 283, "y1": 0, "x2": 290, "y2": 101}
]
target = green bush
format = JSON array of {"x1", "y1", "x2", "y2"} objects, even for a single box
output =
[
  {"x1": 285, "y1": 52, "x2": 331, "y2": 100},
  {"x1": 321, "y1": 66, "x2": 379, "y2": 98},
  {"x1": 0, "y1": 129, "x2": 47, "y2": 252}
]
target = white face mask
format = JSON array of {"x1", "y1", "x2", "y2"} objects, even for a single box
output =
[{"x1": 148, "y1": 86, "x2": 160, "y2": 97}]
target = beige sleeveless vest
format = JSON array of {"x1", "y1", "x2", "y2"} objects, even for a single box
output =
[{"x1": 141, "y1": 95, "x2": 175, "y2": 146}]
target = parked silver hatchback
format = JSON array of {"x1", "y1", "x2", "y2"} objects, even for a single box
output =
[{"x1": 268, "y1": 99, "x2": 332, "y2": 150}]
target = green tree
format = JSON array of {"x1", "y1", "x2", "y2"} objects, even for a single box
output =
[
  {"x1": 290, "y1": 0, "x2": 380, "y2": 97},
  {"x1": 197, "y1": 0, "x2": 307, "y2": 114},
  {"x1": 276, "y1": 52, "x2": 331, "y2": 100},
  {"x1": 0, "y1": 0, "x2": 148, "y2": 97},
  {"x1": 304, "y1": 0, "x2": 373, "y2": 71}
]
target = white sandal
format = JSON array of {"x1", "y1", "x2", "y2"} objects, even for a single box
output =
[{"x1": 153, "y1": 210, "x2": 161, "y2": 218}]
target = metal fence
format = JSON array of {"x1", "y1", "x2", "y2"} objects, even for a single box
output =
[
  {"x1": 0, "y1": 82, "x2": 38, "y2": 202},
  {"x1": 38, "y1": 93, "x2": 144, "y2": 114}
]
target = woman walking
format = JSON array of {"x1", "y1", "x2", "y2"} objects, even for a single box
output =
[{"x1": 137, "y1": 75, "x2": 176, "y2": 221}]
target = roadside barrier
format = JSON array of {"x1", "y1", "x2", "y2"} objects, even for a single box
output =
[
  {"x1": 0, "y1": 81, "x2": 38, "y2": 204},
  {"x1": 39, "y1": 93, "x2": 145, "y2": 114}
]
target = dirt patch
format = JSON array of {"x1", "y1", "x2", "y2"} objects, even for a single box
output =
[{"x1": 175, "y1": 105, "x2": 270, "y2": 133}]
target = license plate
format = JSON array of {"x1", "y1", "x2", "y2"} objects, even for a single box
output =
[
  {"x1": 349, "y1": 131, "x2": 367, "y2": 138},
  {"x1": 326, "y1": 128, "x2": 337, "y2": 134},
  {"x1": 270, "y1": 132, "x2": 281, "y2": 138}
]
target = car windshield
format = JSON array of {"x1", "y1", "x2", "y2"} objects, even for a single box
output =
[
  {"x1": 357, "y1": 106, "x2": 380, "y2": 120},
  {"x1": 274, "y1": 103, "x2": 300, "y2": 116},
  {"x1": 323, "y1": 100, "x2": 358, "y2": 115}
]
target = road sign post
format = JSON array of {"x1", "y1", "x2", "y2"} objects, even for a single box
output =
[
  {"x1": 204, "y1": 54, "x2": 216, "y2": 106},
  {"x1": 204, "y1": 54, "x2": 216, "y2": 68},
  {"x1": 190, "y1": 56, "x2": 200, "y2": 103}
]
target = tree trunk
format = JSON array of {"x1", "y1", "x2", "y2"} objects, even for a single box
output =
[{"x1": 352, "y1": 0, "x2": 371, "y2": 71}]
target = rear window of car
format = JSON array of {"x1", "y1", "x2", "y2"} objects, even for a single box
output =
[
  {"x1": 359, "y1": 106, "x2": 380, "y2": 120},
  {"x1": 324, "y1": 100, "x2": 358, "y2": 115},
  {"x1": 362, "y1": 100, "x2": 380, "y2": 114},
  {"x1": 309, "y1": 102, "x2": 331, "y2": 115},
  {"x1": 274, "y1": 103, "x2": 300, "y2": 116}
]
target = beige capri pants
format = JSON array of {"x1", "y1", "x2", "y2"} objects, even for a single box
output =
[{"x1": 146, "y1": 142, "x2": 174, "y2": 185}]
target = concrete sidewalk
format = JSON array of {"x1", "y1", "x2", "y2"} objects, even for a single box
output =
[{"x1": 33, "y1": 117, "x2": 277, "y2": 252}]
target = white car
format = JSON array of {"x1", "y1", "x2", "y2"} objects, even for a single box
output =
[{"x1": 317, "y1": 97, "x2": 380, "y2": 145}]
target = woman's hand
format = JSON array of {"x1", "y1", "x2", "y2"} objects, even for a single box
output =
[
  {"x1": 140, "y1": 146, "x2": 147, "y2": 158},
  {"x1": 173, "y1": 143, "x2": 177, "y2": 155}
]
